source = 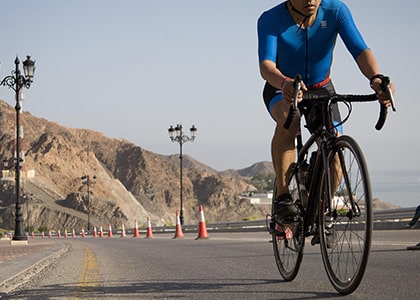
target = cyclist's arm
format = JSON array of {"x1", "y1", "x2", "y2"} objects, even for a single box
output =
[
  {"x1": 356, "y1": 49, "x2": 395, "y2": 103},
  {"x1": 355, "y1": 49, "x2": 380, "y2": 81},
  {"x1": 260, "y1": 60, "x2": 307, "y2": 103},
  {"x1": 336, "y1": 2, "x2": 395, "y2": 101},
  {"x1": 259, "y1": 60, "x2": 288, "y2": 90},
  {"x1": 258, "y1": 10, "x2": 297, "y2": 97}
]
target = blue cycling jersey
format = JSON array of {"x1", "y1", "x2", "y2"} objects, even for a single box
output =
[{"x1": 258, "y1": 0, "x2": 368, "y2": 86}]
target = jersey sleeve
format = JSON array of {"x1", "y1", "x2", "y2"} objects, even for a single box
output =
[
  {"x1": 257, "y1": 12, "x2": 278, "y2": 63},
  {"x1": 336, "y1": 2, "x2": 369, "y2": 59}
]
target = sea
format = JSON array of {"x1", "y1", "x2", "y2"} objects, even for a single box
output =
[{"x1": 370, "y1": 170, "x2": 420, "y2": 208}]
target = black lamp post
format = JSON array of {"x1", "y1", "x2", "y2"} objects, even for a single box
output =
[
  {"x1": 0, "y1": 56, "x2": 35, "y2": 241},
  {"x1": 81, "y1": 174, "x2": 96, "y2": 232},
  {"x1": 23, "y1": 193, "x2": 33, "y2": 233},
  {"x1": 168, "y1": 124, "x2": 197, "y2": 225}
]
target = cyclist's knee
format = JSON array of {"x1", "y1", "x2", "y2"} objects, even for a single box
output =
[
  {"x1": 274, "y1": 119, "x2": 299, "y2": 139},
  {"x1": 272, "y1": 99, "x2": 290, "y2": 117}
]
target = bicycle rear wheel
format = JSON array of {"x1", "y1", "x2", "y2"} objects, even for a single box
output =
[
  {"x1": 318, "y1": 135, "x2": 372, "y2": 295},
  {"x1": 271, "y1": 177, "x2": 304, "y2": 281}
]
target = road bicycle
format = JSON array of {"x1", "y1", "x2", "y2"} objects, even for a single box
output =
[{"x1": 267, "y1": 74, "x2": 395, "y2": 295}]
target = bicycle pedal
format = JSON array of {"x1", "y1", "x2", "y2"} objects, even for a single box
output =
[
  {"x1": 311, "y1": 234, "x2": 320, "y2": 246},
  {"x1": 267, "y1": 226, "x2": 276, "y2": 235},
  {"x1": 267, "y1": 221, "x2": 290, "y2": 238},
  {"x1": 283, "y1": 214, "x2": 302, "y2": 223},
  {"x1": 267, "y1": 227, "x2": 285, "y2": 238},
  {"x1": 273, "y1": 228, "x2": 286, "y2": 237},
  {"x1": 267, "y1": 218, "x2": 276, "y2": 234}
]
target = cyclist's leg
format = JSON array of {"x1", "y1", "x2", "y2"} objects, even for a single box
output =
[
  {"x1": 270, "y1": 97, "x2": 299, "y2": 195},
  {"x1": 264, "y1": 83, "x2": 300, "y2": 222},
  {"x1": 327, "y1": 102, "x2": 344, "y2": 197},
  {"x1": 408, "y1": 205, "x2": 420, "y2": 227},
  {"x1": 329, "y1": 144, "x2": 342, "y2": 196}
]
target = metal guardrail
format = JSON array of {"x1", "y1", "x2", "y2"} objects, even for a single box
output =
[
  {"x1": 11, "y1": 207, "x2": 415, "y2": 238},
  {"x1": 372, "y1": 207, "x2": 416, "y2": 221},
  {"x1": 152, "y1": 207, "x2": 417, "y2": 233}
]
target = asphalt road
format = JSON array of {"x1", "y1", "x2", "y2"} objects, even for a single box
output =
[{"x1": 3, "y1": 230, "x2": 419, "y2": 300}]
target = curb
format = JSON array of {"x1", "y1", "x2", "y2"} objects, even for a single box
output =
[{"x1": 0, "y1": 241, "x2": 70, "y2": 295}]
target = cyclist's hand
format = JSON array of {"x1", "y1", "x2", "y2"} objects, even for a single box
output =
[
  {"x1": 282, "y1": 79, "x2": 308, "y2": 103},
  {"x1": 370, "y1": 77, "x2": 395, "y2": 107}
]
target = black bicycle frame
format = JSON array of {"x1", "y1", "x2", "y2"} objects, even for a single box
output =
[{"x1": 293, "y1": 110, "x2": 339, "y2": 236}]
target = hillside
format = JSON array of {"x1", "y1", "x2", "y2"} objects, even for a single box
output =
[
  {"x1": 0, "y1": 100, "x2": 398, "y2": 232},
  {"x1": 221, "y1": 161, "x2": 274, "y2": 178},
  {"x1": 0, "y1": 100, "x2": 265, "y2": 231}
]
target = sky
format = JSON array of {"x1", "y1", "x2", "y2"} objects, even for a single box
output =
[{"x1": 0, "y1": 0, "x2": 418, "y2": 177}]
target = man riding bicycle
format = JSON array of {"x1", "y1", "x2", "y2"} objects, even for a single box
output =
[{"x1": 257, "y1": 0, "x2": 395, "y2": 223}]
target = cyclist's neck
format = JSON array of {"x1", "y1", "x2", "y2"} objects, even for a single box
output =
[{"x1": 287, "y1": 1, "x2": 317, "y2": 29}]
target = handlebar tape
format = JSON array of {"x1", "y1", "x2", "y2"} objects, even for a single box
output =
[
  {"x1": 375, "y1": 103, "x2": 388, "y2": 131},
  {"x1": 374, "y1": 75, "x2": 394, "y2": 131},
  {"x1": 284, "y1": 74, "x2": 302, "y2": 129}
]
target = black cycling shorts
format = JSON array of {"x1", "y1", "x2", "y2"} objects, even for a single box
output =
[{"x1": 263, "y1": 80, "x2": 342, "y2": 133}]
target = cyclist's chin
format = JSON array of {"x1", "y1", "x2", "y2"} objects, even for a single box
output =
[{"x1": 304, "y1": 5, "x2": 317, "y2": 14}]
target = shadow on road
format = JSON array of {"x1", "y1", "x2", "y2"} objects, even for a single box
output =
[{"x1": 1, "y1": 278, "x2": 341, "y2": 300}]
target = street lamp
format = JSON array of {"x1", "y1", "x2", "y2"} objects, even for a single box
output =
[
  {"x1": 23, "y1": 193, "x2": 33, "y2": 233},
  {"x1": 168, "y1": 124, "x2": 197, "y2": 225},
  {"x1": 2, "y1": 159, "x2": 9, "y2": 178},
  {"x1": 0, "y1": 56, "x2": 35, "y2": 242},
  {"x1": 81, "y1": 174, "x2": 96, "y2": 232}
]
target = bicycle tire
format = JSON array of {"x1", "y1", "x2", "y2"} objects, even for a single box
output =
[
  {"x1": 317, "y1": 135, "x2": 373, "y2": 295},
  {"x1": 271, "y1": 176, "x2": 305, "y2": 281}
]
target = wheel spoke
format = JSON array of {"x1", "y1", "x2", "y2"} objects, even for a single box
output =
[
  {"x1": 271, "y1": 176, "x2": 304, "y2": 281},
  {"x1": 318, "y1": 136, "x2": 372, "y2": 295}
]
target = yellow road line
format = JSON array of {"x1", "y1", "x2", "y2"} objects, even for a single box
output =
[{"x1": 74, "y1": 246, "x2": 100, "y2": 299}]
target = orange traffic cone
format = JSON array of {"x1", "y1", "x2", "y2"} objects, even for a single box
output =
[
  {"x1": 133, "y1": 220, "x2": 140, "y2": 238},
  {"x1": 99, "y1": 226, "x2": 104, "y2": 238},
  {"x1": 145, "y1": 216, "x2": 153, "y2": 239},
  {"x1": 196, "y1": 205, "x2": 209, "y2": 239},
  {"x1": 173, "y1": 210, "x2": 184, "y2": 239},
  {"x1": 48, "y1": 230, "x2": 52, "y2": 238},
  {"x1": 58, "y1": 229, "x2": 61, "y2": 238},
  {"x1": 64, "y1": 229, "x2": 69, "y2": 238},
  {"x1": 93, "y1": 226, "x2": 98, "y2": 238},
  {"x1": 108, "y1": 224, "x2": 113, "y2": 238},
  {"x1": 81, "y1": 228, "x2": 86, "y2": 238},
  {"x1": 31, "y1": 232, "x2": 35, "y2": 239},
  {"x1": 72, "y1": 229, "x2": 76, "y2": 238},
  {"x1": 42, "y1": 231, "x2": 45, "y2": 238},
  {"x1": 121, "y1": 223, "x2": 126, "y2": 237}
]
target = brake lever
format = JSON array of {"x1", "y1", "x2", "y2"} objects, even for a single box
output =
[
  {"x1": 292, "y1": 74, "x2": 302, "y2": 110},
  {"x1": 382, "y1": 76, "x2": 396, "y2": 112}
]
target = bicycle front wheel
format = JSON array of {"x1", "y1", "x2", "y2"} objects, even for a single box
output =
[
  {"x1": 271, "y1": 177, "x2": 304, "y2": 281},
  {"x1": 318, "y1": 135, "x2": 372, "y2": 295}
]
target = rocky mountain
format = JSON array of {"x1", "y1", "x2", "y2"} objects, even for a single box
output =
[
  {"x1": 0, "y1": 100, "x2": 267, "y2": 231},
  {"x1": 221, "y1": 161, "x2": 274, "y2": 178},
  {"x1": 0, "y1": 100, "x2": 398, "y2": 233}
]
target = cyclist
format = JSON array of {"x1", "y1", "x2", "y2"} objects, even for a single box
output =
[
  {"x1": 407, "y1": 242, "x2": 420, "y2": 251},
  {"x1": 403, "y1": 205, "x2": 420, "y2": 229},
  {"x1": 257, "y1": 0, "x2": 395, "y2": 223}
]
